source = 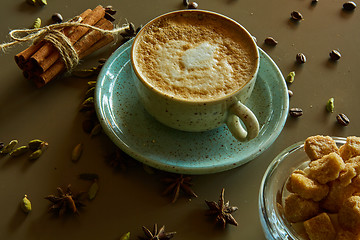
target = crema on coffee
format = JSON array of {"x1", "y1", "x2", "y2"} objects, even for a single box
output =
[{"x1": 133, "y1": 11, "x2": 258, "y2": 101}]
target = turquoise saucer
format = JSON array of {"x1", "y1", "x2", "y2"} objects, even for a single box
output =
[{"x1": 95, "y1": 39, "x2": 289, "y2": 174}]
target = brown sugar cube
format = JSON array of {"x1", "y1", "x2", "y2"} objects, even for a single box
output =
[
  {"x1": 338, "y1": 163, "x2": 357, "y2": 187},
  {"x1": 321, "y1": 179, "x2": 360, "y2": 213},
  {"x1": 351, "y1": 175, "x2": 360, "y2": 189},
  {"x1": 339, "y1": 157, "x2": 360, "y2": 186},
  {"x1": 328, "y1": 213, "x2": 341, "y2": 232},
  {"x1": 286, "y1": 170, "x2": 306, "y2": 192},
  {"x1": 304, "y1": 135, "x2": 339, "y2": 161},
  {"x1": 308, "y1": 152, "x2": 345, "y2": 184},
  {"x1": 303, "y1": 213, "x2": 336, "y2": 240},
  {"x1": 292, "y1": 222, "x2": 314, "y2": 240},
  {"x1": 288, "y1": 171, "x2": 329, "y2": 201},
  {"x1": 284, "y1": 193, "x2": 320, "y2": 223},
  {"x1": 338, "y1": 196, "x2": 360, "y2": 234},
  {"x1": 336, "y1": 229, "x2": 360, "y2": 240},
  {"x1": 339, "y1": 144, "x2": 345, "y2": 157},
  {"x1": 340, "y1": 136, "x2": 360, "y2": 161},
  {"x1": 345, "y1": 156, "x2": 360, "y2": 172}
]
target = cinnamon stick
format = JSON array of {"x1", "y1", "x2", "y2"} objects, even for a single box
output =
[
  {"x1": 14, "y1": 5, "x2": 122, "y2": 87},
  {"x1": 16, "y1": 9, "x2": 92, "y2": 71},
  {"x1": 29, "y1": 18, "x2": 114, "y2": 87},
  {"x1": 14, "y1": 41, "x2": 44, "y2": 69},
  {"x1": 78, "y1": 33, "x2": 114, "y2": 59},
  {"x1": 30, "y1": 6, "x2": 104, "y2": 73},
  {"x1": 16, "y1": 7, "x2": 90, "y2": 74},
  {"x1": 34, "y1": 16, "x2": 110, "y2": 75}
]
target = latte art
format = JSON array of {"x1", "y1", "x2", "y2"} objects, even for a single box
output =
[
  {"x1": 181, "y1": 42, "x2": 217, "y2": 69},
  {"x1": 154, "y1": 40, "x2": 234, "y2": 95},
  {"x1": 133, "y1": 12, "x2": 258, "y2": 101}
]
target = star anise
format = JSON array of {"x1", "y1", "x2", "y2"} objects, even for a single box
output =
[
  {"x1": 44, "y1": 184, "x2": 85, "y2": 216},
  {"x1": 162, "y1": 174, "x2": 198, "y2": 203},
  {"x1": 139, "y1": 224, "x2": 176, "y2": 240},
  {"x1": 106, "y1": 148, "x2": 132, "y2": 171},
  {"x1": 205, "y1": 188, "x2": 238, "y2": 228}
]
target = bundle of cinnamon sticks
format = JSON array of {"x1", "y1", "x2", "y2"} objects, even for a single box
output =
[{"x1": 15, "y1": 5, "x2": 117, "y2": 87}]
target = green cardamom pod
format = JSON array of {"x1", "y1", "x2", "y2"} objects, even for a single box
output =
[
  {"x1": 20, "y1": 195, "x2": 32, "y2": 213},
  {"x1": 91, "y1": 66, "x2": 101, "y2": 74},
  {"x1": 72, "y1": 143, "x2": 83, "y2": 162},
  {"x1": 28, "y1": 139, "x2": 48, "y2": 151},
  {"x1": 33, "y1": 18, "x2": 41, "y2": 29},
  {"x1": 90, "y1": 123, "x2": 102, "y2": 137},
  {"x1": 81, "y1": 97, "x2": 94, "y2": 107},
  {"x1": 10, "y1": 146, "x2": 29, "y2": 157},
  {"x1": 326, "y1": 98, "x2": 335, "y2": 113},
  {"x1": 72, "y1": 69, "x2": 97, "y2": 78},
  {"x1": 28, "y1": 149, "x2": 42, "y2": 160},
  {"x1": 119, "y1": 232, "x2": 130, "y2": 240},
  {"x1": 88, "y1": 180, "x2": 99, "y2": 200},
  {"x1": 87, "y1": 81, "x2": 97, "y2": 88},
  {"x1": 85, "y1": 87, "x2": 95, "y2": 99},
  {"x1": 80, "y1": 97, "x2": 94, "y2": 112},
  {"x1": 1, "y1": 140, "x2": 18, "y2": 154},
  {"x1": 37, "y1": 0, "x2": 47, "y2": 6},
  {"x1": 286, "y1": 71, "x2": 296, "y2": 83}
]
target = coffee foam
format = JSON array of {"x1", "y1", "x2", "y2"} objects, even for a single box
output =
[
  {"x1": 181, "y1": 42, "x2": 217, "y2": 69},
  {"x1": 134, "y1": 12, "x2": 258, "y2": 101}
]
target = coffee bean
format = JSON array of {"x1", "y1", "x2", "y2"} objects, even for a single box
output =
[
  {"x1": 336, "y1": 113, "x2": 350, "y2": 126},
  {"x1": 296, "y1": 53, "x2": 307, "y2": 64},
  {"x1": 291, "y1": 11, "x2": 304, "y2": 21},
  {"x1": 311, "y1": 0, "x2": 319, "y2": 4},
  {"x1": 183, "y1": 0, "x2": 189, "y2": 6},
  {"x1": 288, "y1": 89, "x2": 294, "y2": 97},
  {"x1": 136, "y1": 25, "x2": 143, "y2": 34},
  {"x1": 329, "y1": 50, "x2": 341, "y2": 61},
  {"x1": 188, "y1": 1, "x2": 198, "y2": 9},
  {"x1": 126, "y1": 22, "x2": 136, "y2": 35},
  {"x1": 51, "y1": 13, "x2": 63, "y2": 23},
  {"x1": 343, "y1": 1, "x2": 356, "y2": 11},
  {"x1": 105, "y1": 6, "x2": 117, "y2": 15},
  {"x1": 264, "y1": 37, "x2": 278, "y2": 46},
  {"x1": 104, "y1": 12, "x2": 115, "y2": 22},
  {"x1": 289, "y1": 108, "x2": 303, "y2": 117}
]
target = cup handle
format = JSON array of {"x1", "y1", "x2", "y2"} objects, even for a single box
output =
[{"x1": 226, "y1": 101, "x2": 259, "y2": 141}]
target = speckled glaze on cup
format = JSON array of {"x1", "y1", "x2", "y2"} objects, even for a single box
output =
[{"x1": 131, "y1": 10, "x2": 260, "y2": 141}]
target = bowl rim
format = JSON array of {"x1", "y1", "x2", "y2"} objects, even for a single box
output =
[{"x1": 258, "y1": 136, "x2": 347, "y2": 240}]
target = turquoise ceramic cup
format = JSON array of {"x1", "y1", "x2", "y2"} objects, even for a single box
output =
[{"x1": 130, "y1": 10, "x2": 260, "y2": 141}]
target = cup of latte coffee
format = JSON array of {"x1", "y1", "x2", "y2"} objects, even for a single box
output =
[{"x1": 131, "y1": 10, "x2": 260, "y2": 141}]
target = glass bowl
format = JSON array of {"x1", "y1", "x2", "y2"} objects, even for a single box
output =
[{"x1": 258, "y1": 137, "x2": 346, "y2": 240}]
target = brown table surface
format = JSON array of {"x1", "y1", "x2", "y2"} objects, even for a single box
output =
[{"x1": 1, "y1": 0, "x2": 360, "y2": 239}]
